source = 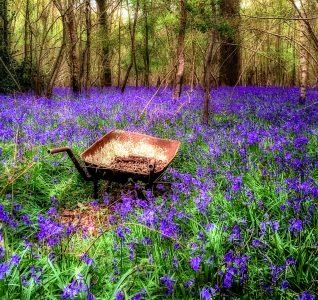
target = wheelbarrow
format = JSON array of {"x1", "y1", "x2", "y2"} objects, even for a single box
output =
[{"x1": 48, "y1": 130, "x2": 181, "y2": 198}]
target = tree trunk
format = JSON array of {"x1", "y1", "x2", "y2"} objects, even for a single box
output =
[
  {"x1": 45, "y1": 2, "x2": 67, "y2": 97},
  {"x1": 84, "y1": 0, "x2": 91, "y2": 91},
  {"x1": 0, "y1": 0, "x2": 12, "y2": 92},
  {"x1": 0, "y1": 0, "x2": 10, "y2": 64},
  {"x1": 66, "y1": 1, "x2": 81, "y2": 94},
  {"x1": 121, "y1": 0, "x2": 139, "y2": 93},
  {"x1": 292, "y1": 25, "x2": 296, "y2": 86},
  {"x1": 203, "y1": 32, "x2": 214, "y2": 124},
  {"x1": 190, "y1": 37, "x2": 196, "y2": 92},
  {"x1": 172, "y1": 0, "x2": 187, "y2": 100},
  {"x1": 275, "y1": 0, "x2": 282, "y2": 86},
  {"x1": 132, "y1": 0, "x2": 139, "y2": 87},
  {"x1": 298, "y1": 0, "x2": 309, "y2": 105},
  {"x1": 53, "y1": 0, "x2": 80, "y2": 94},
  {"x1": 24, "y1": 0, "x2": 30, "y2": 63},
  {"x1": 96, "y1": 0, "x2": 112, "y2": 87},
  {"x1": 143, "y1": 0, "x2": 150, "y2": 87},
  {"x1": 218, "y1": 0, "x2": 240, "y2": 86},
  {"x1": 45, "y1": 40, "x2": 66, "y2": 97},
  {"x1": 117, "y1": 0, "x2": 122, "y2": 87}
]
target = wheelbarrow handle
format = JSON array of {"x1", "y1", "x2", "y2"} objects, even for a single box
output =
[
  {"x1": 48, "y1": 147, "x2": 71, "y2": 154},
  {"x1": 47, "y1": 147, "x2": 92, "y2": 181}
]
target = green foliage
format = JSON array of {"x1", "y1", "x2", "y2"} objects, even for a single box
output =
[
  {"x1": 0, "y1": 58, "x2": 39, "y2": 93},
  {"x1": 214, "y1": 21, "x2": 236, "y2": 39}
]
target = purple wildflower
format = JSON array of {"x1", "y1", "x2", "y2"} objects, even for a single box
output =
[
  {"x1": 131, "y1": 294, "x2": 141, "y2": 300},
  {"x1": 0, "y1": 246, "x2": 5, "y2": 259},
  {"x1": 251, "y1": 239, "x2": 262, "y2": 248},
  {"x1": 285, "y1": 257, "x2": 296, "y2": 266},
  {"x1": 115, "y1": 290, "x2": 124, "y2": 300},
  {"x1": 9, "y1": 255, "x2": 20, "y2": 266},
  {"x1": 293, "y1": 135, "x2": 308, "y2": 150},
  {"x1": 288, "y1": 219, "x2": 303, "y2": 233},
  {"x1": 21, "y1": 214, "x2": 32, "y2": 225},
  {"x1": 200, "y1": 287, "x2": 211, "y2": 300},
  {"x1": 281, "y1": 280, "x2": 289, "y2": 290},
  {"x1": 223, "y1": 272, "x2": 233, "y2": 288},
  {"x1": 160, "y1": 275, "x2": 175, "y2": 296},
  {"x1": 189, "y1": 256, "x2": 201, "y2": 272},
  {"x1": 80, "y1": 254, "x2": 94, "y2": 266},
  {"x1": 298, "y1": 292, "x2": 315, "y2": 300},
  {"x1": 13, "y1": 203, "x2": 22, "y2": 211},
  {"x1": 184, "y1": 279, "x2": 195, "y2": 289},
  {"x1": 61, "y1": 274, "x2": 90, "y2": 299},
  {"x1": 0, "y1": 262, "x2": 10, "y2": 279},
  {"x1": 205, "y1": 223, "x2": 214, "y2": 231}
]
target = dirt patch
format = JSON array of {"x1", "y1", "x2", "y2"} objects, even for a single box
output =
[{"x1": 60, "y1": 203, "x2": 111, "y2": 236}]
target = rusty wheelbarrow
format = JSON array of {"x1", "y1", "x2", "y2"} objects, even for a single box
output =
[{"x1": 48, "y1": 130, "x2": 181, "y2": 198}]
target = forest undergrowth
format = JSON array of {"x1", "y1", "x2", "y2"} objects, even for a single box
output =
[{"x1": 0, "y1": 86, "x2": 317, "y2": 299}]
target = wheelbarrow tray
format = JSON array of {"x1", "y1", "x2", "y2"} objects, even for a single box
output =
[
  {"x1": 81, "y1": 130, "x2": 180, "y2": 183},
  {"x1": 48, "y1": 130, "x2": 181, "y2": 198}
]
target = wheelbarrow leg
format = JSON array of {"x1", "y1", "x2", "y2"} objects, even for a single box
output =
[
  {"x1": 146, "y1": 159, "x2": 155, "y2": 189},
  {"x1": 93, "y1": 180, "x2": 98, "y2": 199}
]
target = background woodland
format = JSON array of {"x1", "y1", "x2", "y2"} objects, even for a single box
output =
[{"x1": 1, "y1": 0, "x2": 318, "y2": 98}]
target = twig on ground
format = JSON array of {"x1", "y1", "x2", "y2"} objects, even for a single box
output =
[
  {"x1": 297, "y1": 101, "x2": 318, "y2": 111},
  {"x1": 172, "y1": 91, "x2": 191, "y2": 118},
  {"x1": 139, "y1": 68, "x2": 174, "y2": 118}
]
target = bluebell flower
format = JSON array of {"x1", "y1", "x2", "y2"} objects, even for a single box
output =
[
  {"x1": 0, "y1": 262, "x2": 10, "y2": 279},
  {"x1": 160, "y1": 275, "x2": 175, "y2": 296},
  {"x1": 288, "y1": 219, "x2": 303, "y2": 233},
  {"x1": 9, "y1": 255, "x2": 20, "y2": 265},
  {"x1": 115, "y1": 290, "x2": 124, "y2": 300},
  {"x1": 298, "y1": 292, "x2": 315, "y2": 300},
  {"x1": 200, "y1": 287, "x2": 211, "y2": 300},
  {"x1": 0, "y1": 246, "x2": 5, "y2": 259},
  {"x1": 189, "y1": 256, "x2": 201, "y2": 272},
  {"x1": 281, "y1": 280, "x2": 289, "y2": 290}
]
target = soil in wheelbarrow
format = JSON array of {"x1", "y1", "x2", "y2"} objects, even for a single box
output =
[
  {"x1": 85, "y1": 138, "x2": 168, "y2": 173},
  {"x1": 108, "y1": 155, "x2": 166, "y2": 173}
]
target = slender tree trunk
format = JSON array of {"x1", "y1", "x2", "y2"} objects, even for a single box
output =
[
  {"x1": 172, "y1": 0, "x2": 187, "y2": 100},
  {"x1": 203, "y1": 32, "x2": 214, "y2": 124},
  {"x1": 276, "y1": 0, "x2": 282, "y2": 86},
  {"x1": 79, "y1": 3, "x2": 84, "y2": 85},
  {"x1": 218, "y1": 0, "x2": 240, "y2": 86},
  {"x1": 45, "y1": 40, "x2": 66, "y2": 97},
  {"x1": 190, "y1": 37, "x2": 196, "y2": 92},
  {"x1": 289, "y1": 0, "x2": 318, "y2": 51},
  {"x1": 121, "y1": 0, "x2": 139, "y2": 93},
  {"x1": 96, "y1": 0, "x2": 112, "y2": 87},
  {"x1": 298, "y1": 0, "x2": 309, "y2": 105},
  {"x1": 66, "y1": 0, "x2": 81, "y2": 94},
  {"x1": 117, "y1": 0, "x2": 122, "y2": 87},
  {"x1": 46, "y1": 2, "x2": 67, "y2": 97},
  {"x1": 24, "y1": 0, "x2": 30, "y2": 63},
  {"x1": 132, "y1": 0, "x2": 139, "y2": 87},
  {"x1": 292, "y1": 26, "x2": 296, "y2": 86},
  {"x1": 0, "y1": 0, "x2": 10, "y2": 64},
  {"x1": 53, "y1": 0, "x2": 80, "y2": 94},
  {"x1": 45, "y1": 7, "x2": 66, "y2": 97},
  {"x1": 143, "y1": 0, "x2": 150, "y2": 87},
  {"x1": 0, "y1": 0, "x2": 12, "y2": 92},
  {"x1": 84, "y1": 0, "x2": 91, "y2": 91}
]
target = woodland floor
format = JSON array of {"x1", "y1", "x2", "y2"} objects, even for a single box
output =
[{"x1": 0, "y1": 86, "x2": 317, "y2": 299}]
